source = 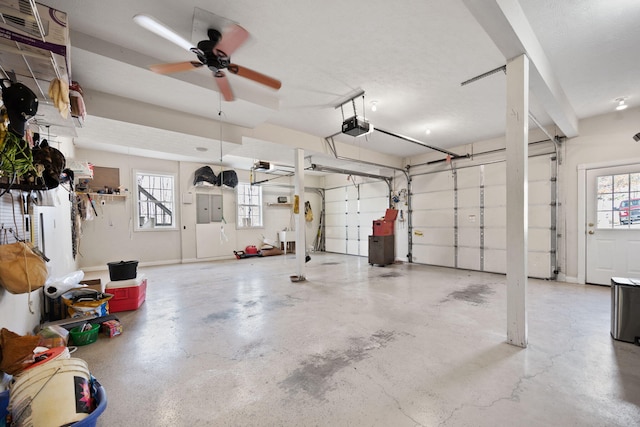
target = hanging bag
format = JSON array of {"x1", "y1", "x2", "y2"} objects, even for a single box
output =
[{"x1": 0, "y1": 240, "x2": 48, "y2": 294}]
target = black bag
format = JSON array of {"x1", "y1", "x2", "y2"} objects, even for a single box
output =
[
  {"x1": 193, "y1": 165, "x2": 217, "y2": 186},
  {"x1": 29, "y1": 139, "x2": 66, "y2": 189},
  {"x1": 219, "y1": 170, "x2": 238, "y2": 188}
]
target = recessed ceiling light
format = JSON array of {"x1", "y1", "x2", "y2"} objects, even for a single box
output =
[
  {"x1": 615, "y1": 97, "x2": 628, "y2": 111},
  {"x1": 370, "y1": 101, "x2": 378, "y2": 112},
  {"x1": 195, "y1": 147, "x2": 208, "y2": 152},
  {"x1": 425, "y1": 128, "x2": 431, "y2": 135}
]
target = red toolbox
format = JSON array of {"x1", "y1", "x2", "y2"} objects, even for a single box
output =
[
  {"x1": 372, "y1": 209, "x2": 399, "y2": 236},
  {"x1": 106, "y1": 275, "x2": 147, "y2": 313}
]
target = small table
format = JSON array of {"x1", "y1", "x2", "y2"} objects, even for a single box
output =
[{"x1": 279, "y1": 231, "x2": 296, "y2": 254}]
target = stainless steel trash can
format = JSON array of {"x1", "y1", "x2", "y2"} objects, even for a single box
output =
[{"x1": 611, "y1": 277, "x2": 640, "y2": 343}]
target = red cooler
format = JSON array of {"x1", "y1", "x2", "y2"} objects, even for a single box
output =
[{"x1": 106, "y1": 274, "x2": 147, "y2": 312}]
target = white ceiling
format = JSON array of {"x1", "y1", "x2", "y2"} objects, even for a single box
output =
[{"x1": 7, "y1": 0, "x2": 640, "y2": 174}]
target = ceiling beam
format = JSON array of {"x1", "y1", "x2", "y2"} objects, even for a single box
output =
[{"x1": 463, "y1": 0, "x2": 578, "y2": 137}]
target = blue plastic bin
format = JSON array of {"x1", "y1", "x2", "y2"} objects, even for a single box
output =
[
  {"x1": 0, "y1": 389, "x2": 8, "y2": 427},
  {"x1": 0, "y1": 383, "x2": 106, "y2": 426}
]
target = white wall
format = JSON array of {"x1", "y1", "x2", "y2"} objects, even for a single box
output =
[
  {"x1": 73, "y1": 148, "x2": 323, "y2": 270},
  {"x1": 560, "y1": 106, "x2": 640, "y2": 281},
  {"x1": 0, "y1": 139, "x2": 77, "y2": 335}
]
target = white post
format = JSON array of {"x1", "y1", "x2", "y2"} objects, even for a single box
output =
[
  {"x1": 294, "y1": 148, "x2": 306, "y2": 281},
  {"x1": 506, "y1": 54, "x2": 529, "y2": 348}
]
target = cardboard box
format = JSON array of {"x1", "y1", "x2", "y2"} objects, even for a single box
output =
[
  {"x1": 0, "y1": 1, "x2": 70, "y2": 81},
  {"x1": 102, "y1": 319, "x2": 122, "y2": 338},
  {"x1": 106, "y1": 275, "x2": 147, "y2": 313},
  {"x1": 81, "y1": 278, "x2": 103, "y2": 293}
]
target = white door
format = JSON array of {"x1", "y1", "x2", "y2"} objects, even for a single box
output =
[{"x1": 586, "y1": 166, "x2": 640, "y2": 284}]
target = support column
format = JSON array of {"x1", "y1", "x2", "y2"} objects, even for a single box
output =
[
  {"x1": 506, "y1": 54, "x2": 529, "y2": 348},
  {"x1": 294, "y1": 148, "x2": 306, "y2": 281}
]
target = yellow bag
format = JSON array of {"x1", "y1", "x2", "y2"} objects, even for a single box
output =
[{"x1": 0, "y1": 241, "x2": 48, "y2": 294}]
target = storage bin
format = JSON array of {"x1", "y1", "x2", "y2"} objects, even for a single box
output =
[
  {"x1": 0, "y1": 380, "x2": 107, "y2": 427},
  {"x1": 70, "y1": 324, "x2": 100, "y2": 346},
  {"x1": 107, "y1": 260, "x2": 138, "y2": 281},
  {"x1": 106, "y1": 275, "x2": 147, "y2": 313}
]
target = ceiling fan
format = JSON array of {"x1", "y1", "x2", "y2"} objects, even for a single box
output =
[{"x1": 133, "y1": 14, "x2": 281, "y2": 101}]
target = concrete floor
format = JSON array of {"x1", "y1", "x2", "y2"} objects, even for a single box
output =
[{"x1": 76, "y1": 253, "x2": 640, "y2": 426}]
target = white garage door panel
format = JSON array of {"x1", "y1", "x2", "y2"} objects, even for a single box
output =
[
  {"x1": 412, "y1": 210, "x2": 454, "y2": 228},
  {"x1": 347, "y1": 199, "x2": 358, "y2": 214},
  {"x1": 347, "y1": 227, "x2": 360, "y2": 240},
  {"x1": 412, "y1": 196, "x2": 454, "y2": 209},
  {"x1": 325, "y1": 211, "x2": 346, "y2": 227},
  {"x1": 421, "y1": 228, "x2": 455, "y2": 245},
  {"x1": 529, "y1": 205, "x2": 551, "y2": 228},
  {"x1": 360, "y1": 182, "x2": 388, "y2": 198},
  {"x1": 458, "y1": 188, "x2": 479, "y2": 208},
  {"x1": 412, "y1": 244, "x2": 455, "y2": 267},
  {"x1": 325, "y1": 239, "x2": 345, "y2": 253},
  {"x1": 484, "y1": 185, "x2": 507, "y2": 206},
  {"x1": 528, "y1": 228, "x2": 551, "y2": 252},
  {"x1": 346, "y1": 185, "x2": 358, "y2": 199},
  {"x1": 347, "y1": 240, "x2": 360, "y2": 255},
  {"x1": 325, "y1": 188, "x2": 345, "y2": 202},
  {"x1": 325, "y1": 226, "x2": 346, "y2": 239},
  {"x1": 360, "y1": 197, "x2": 388, "y2": 213},
  {"x1": 529, "y1": 181, "x2": 551, "y2": 203},
  {"x1": 459, "y1": 227, "x2": 481, "y2": 247},
  {"x1": 458, "y1": 207, "x2": 480, "y2": 225},
  {"x1": 485, "y1": 228, "x2": 506, "y2": 249},
  {"x1": 457, "y1": 167, "x2": 480, "y2": 188},
  {"x1": 485, "y1": 249, "x2": 507, "y2": 273},
  {"x1": 484, "y1": 163, "x2": 506, "y2": 185},
  {"x1": 347, "y1": 215, "x2": 360, "y2": 228},
  {"x1": 360, "y1": 240, "x2": 369, "y2": 257},
  {"x1": 458, "y1": 247, "x2": 481, "y2": 270},
  {"x1": 412, "y1": 172, "x2": 454, "y2": 190},
  {"x1": 484, "y1": 207, "x2": 507, "y2": 227},
  {"x1": 529, "y1": 252, "x2": 551, "y2": 278},
  {"x1": 529, "y1": 156, "x2": 551, "y2": 179},
  {"x1": 325, "y1": 200, "x2": 345, "y2": 215}
]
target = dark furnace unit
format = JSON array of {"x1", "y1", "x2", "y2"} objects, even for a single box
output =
[{"x1": 368, "y1": 209, "x2": 398, "y2": 266}]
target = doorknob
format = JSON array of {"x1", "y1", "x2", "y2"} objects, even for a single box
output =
[
  {"x1": 588, "y1": 223, "x2": 594, "y2": 227},
  {"x1": 588, "y1": 230, "x2": 595, "y2": 234}
]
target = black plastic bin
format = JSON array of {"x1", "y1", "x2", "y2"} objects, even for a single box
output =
[{"x1": 107, "y1": 260, "x2": 138, "y2": 281}]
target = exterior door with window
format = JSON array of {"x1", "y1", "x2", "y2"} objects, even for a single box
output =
[{"x1": 586, "y1": 166, "x2": 640, "y2": 284}]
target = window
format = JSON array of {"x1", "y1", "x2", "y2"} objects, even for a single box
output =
[
  {"x1": 596, "y1": 172, "x2": 640, "y2": 229},
  {"x1": 135, "y1": 171, "x2": 176, "y2": 230},
  {"x1": 236, "y1": 182, "x2": 262, "y2": 228}
]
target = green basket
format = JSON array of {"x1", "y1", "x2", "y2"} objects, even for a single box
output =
[{"x1": 70, "y1": 323, "x2": 100, "y2": 346}]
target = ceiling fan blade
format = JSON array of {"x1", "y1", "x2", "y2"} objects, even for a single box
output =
[
  {"x1": 133, "y1": 14, "x2": 195, "y2": 52},
  {"x1": 149, "y1": 61, "x2": 202, "y2": 74},
  {"x1": 214, "y1": 71, "x2": 234, "y2": 101},
  {"x1": 215, "y1": 24, "x2": 249, "y2": 56},
  {"x1": 227, "y1": 64, "x2": 282, "y2": 90}
]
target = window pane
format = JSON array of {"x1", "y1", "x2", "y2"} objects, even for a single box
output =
[
  {"x1": 597, "y1": 175, "x2": 612, "y2": 194},
  {"x1": 631, "y1": 173, "x2": 640, "y2": 191},
  {"x1": 136, "y1": 172, "x2": 175, "y2": 229},
  {"x1": 236, "y1": 182, "x2": 262, "y2": 228},
  {"x1": 614, "y1": 174, "x2": 629, "y2": 193},
  {"x1": 596, "y1": 193, "x2": 612, "y2": 211}
]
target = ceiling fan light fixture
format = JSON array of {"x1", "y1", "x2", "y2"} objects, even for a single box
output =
[{"x1": 615, "y1": 97, "x2": 628, "y2": 111}]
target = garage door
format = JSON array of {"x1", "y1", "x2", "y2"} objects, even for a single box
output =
[
  {"x1": 411, "y1": 154, "x2": 556, "y2": 279},
  {"x1": 324, "y1": 181, "x2": 389, "y2": 256}
]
